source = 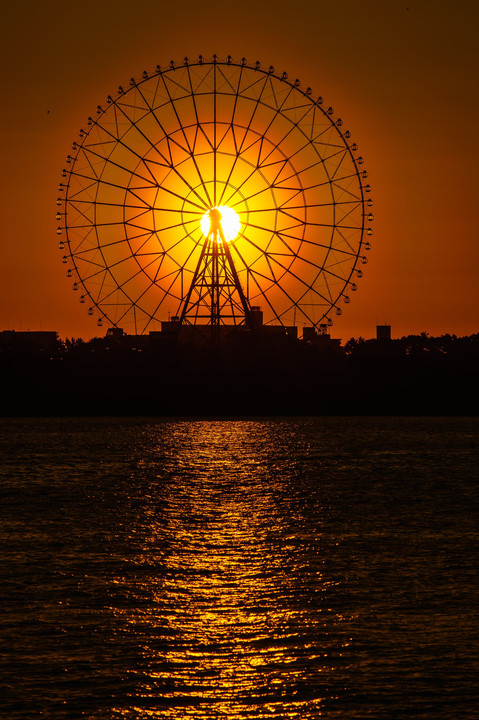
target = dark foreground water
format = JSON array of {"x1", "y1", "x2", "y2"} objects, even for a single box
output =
[{"x1": 1, "y1": 417, "x2": 478, "y2": 719}]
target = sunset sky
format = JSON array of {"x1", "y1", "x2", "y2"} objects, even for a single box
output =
[{"x1": 1, "y1": 0, "x2": 478, "y2": 341}]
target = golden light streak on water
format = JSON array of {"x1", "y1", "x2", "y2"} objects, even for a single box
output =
[
  {"x1": 108, "y1": 421, "x2": 344, "y2": 717},
  {"x1": 4, "y1": 418, "x2": 476, "y2": 719}
]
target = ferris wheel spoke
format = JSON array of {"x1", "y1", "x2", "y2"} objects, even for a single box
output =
[
  {"x1": 185, "y1": 63, "x2": 205, "y2": 130},
  {"x1": 216, "y1": 78, "x2": 298, "y2": 195},
  {"x1": 110, "y1": 302, "x2": 139, "y2": 329},
  {"x1": 136, "y1": 84, "x2": 188, "y2": 156},
  {"x1": 270, "y1": 147, "x2": 341, "y2": 188},
  {"x1": 79, "y1": 144, "x2": 156, "y2": 189},
  {"x1": 77, "y1": 144, "x2": 104, "y2": 181},
  {"x1": 68, "y1": 198, "x2": 149, "y2": 219},
  {"x1": 95, "y1": 102, "x2": 209, "y2": 210},
  {"x1": 111, "y1": 95, "x2": 189, "y2": 167},
  {"x1": 328, "y1": 150, "x2": 360, "y2": 187},
  {"x1": 213, "y1": 63, "x2": 218, "y2": 205},
  {"x1": 107, "y1": 292, "x2": 150, "y2": 331},
  {"x1": 127, "y1": 229, "x2": 173, "y2": 260},
  {"x1": 330, "y1": 173, "x2": 364, "y2": 194},
  {"x1": 230, "y1": 243, "x2": 285, "y2": 325},
  {"x1": 104, "y1": 254, "x2": 148, "y2": 280},
  {"x1": 275, "y1": 208, "x2": 306, "y2": 226},
  {"x1": 146, "y1": 263, "x2": 190, "y2": 318},
  {"x1": 95, "y1": 199, "x2": 155, "y2": 214},
  {"x1": 124, "y1": 268, "x2": 172, "y2": 313},
  {"x1": 249, "y1": 280, "x2": 284, "y2": 326},
  {"x1": 308, "y1": 221, "x2": 361, "y2": 231},
  {"x1": 66, "y1": 178, "x2": 100, "y2": 204},
  {"x1": 253, "y1": 105, "x2": 316, "y2": 167},
  {"x1": 334, "y1": 226, "x2": 362, "y2": 252},
  {"x1": 225, "y1": 182, "x2": 283, "y2": 212},
  {"x1": 221, "y1": 150, "x2": 292, "y2": 210},
  {"x1": 130, "y1": 225, "x2": 195, "y2": 258},
  {"x1": 239, "y1": 229, "x2": 300, "y2": 266},
  {"x1": 214, "y1": 71, "x2": 271, "y2": 206},
  {"x1": 276, "y1": 268, "x2": 331, "y2": 313},
  {"x1": 255, "y1": 76, "x2": 297, "y2": 132},
  {"x1": 133, "y1": 250, "x2": 167, "y2": 260},
  {"x1": 214, "y1": 63, "x2": 238, "y2": 93},
  {"x1": 128, "y1": 215, "x2": 197, "y2": 237},
  {"x1": 124, "y1": 207, "x2": 154, "y2": 225},
  {"x1": 192, "y1": 122, "x2": 215, "y2": 155},
  {"x1": 69, "y1": 220, "x2": 133, "y2": 232},
  {"x1": 70, "y1": 170, "x2": 152, "y2": 209},
  {"x1": 147, "y1": 230, "x2": 196, "y2": 262},
  {"x1": 257, "y1": 104, "x2": 328, "y2": 174},
  {"x1": 126, "y1": 229, "x2": 162, "y2": 253},
  {"x1": 252, "y1": 245, "x2": 333, "y2": 306},
  {"x1": 299, "y1": 235, "x2": 361, "y2": 259},
  {"x1": 138, "y1": 78, "x2": 214, "y2": 208},
  {"x1": 321, "y1": 272, "x2": 335, "y2": 303},
  {"x1": 74, "y1": 273, "x2": 110, "y2": 302},
  {"x1": 157, "y1": 216, "x2": 199, "y2": 234},
  {"x1": 74, "y1": 233, "x2": 156, "y2": 266},
  {"x1": 226, "y1": 159, "x2": 306, "y2": 213},
  {"x1": 241, "y1": 212, "x2": 304, "y2": 235},
  {"x1": 71, "y1": 258, "x2": 106, "y2": 277},
  {"x1": 73, "y1": 236, "x2": 132, "y2": 259},
  {"x1": 137, "y1": 223, "x2": 199, "y2": 279},
  {"x1": 260, "y1": 251, "x2": 327, "y2": 319},
  {"x1": 234, "y1": 67, "x2": 266, "y2": 97},
  {"x1": 214, "y1": 63, "x2": 245, "y2": 169},
  {"x1": 267, "y1": 176, "x2": 348, "y2": 213},
  {"x1": 329, "y1": 149, "x2": 349, "y2": 181},
  {"x1": 66, "y1": 201, "x2": 99, "y2": 227},
  {"x1": 222, "y1": 130, "x2": 286, "y2": 200},
  {"x1": 131, "y1": 123, "x2": 210, "y2": 210},
  {"x1": 285, "y1": 199, "x2": 358, "y2": 211},
  {"x1": 153, "y1": 205, "x2": 200, "y2": 216},
  {"x1": 240, "y1": 234, "x2": 282, "y2": 280},
  {"x1": 84, "y1": 122, "x2": 159, "y2": 186},
  {"x1": 214, "y1": 119, "x2": 240, "y2": 156},
  {"x1": 333, "y1": 202, "x2": 364, "y2": 226},
  {"x1": 241, "y1": 220, "x2": 303, "y2": 250},
  {"x1": 274, "y1": 148, "x2": 356, "y2": 193},
  {"x1": 152, "y1": 180, "x2": 208, "y2": 213},
  {"x1": 145, "y1": 252, "x2": 171, "y2": 283},
  {"x1": 292, "y1": 250, "x2": 352, "y2": 285},
  {"x1": 97, "y1": 254, "x2": 162, "y2": 305}
]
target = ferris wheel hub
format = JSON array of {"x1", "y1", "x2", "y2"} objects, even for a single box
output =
[{"x1": 200, "y1": 205, "x2": 241, "y2": 242}]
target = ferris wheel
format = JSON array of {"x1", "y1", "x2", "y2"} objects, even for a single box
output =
[{"x1": 57, "y1": 55, "x2": 372, "y2": 336}]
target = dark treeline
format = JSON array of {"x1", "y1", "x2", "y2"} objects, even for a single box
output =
[{"x1": 0, "y1": 331, "x2": 478, "y2": 416}]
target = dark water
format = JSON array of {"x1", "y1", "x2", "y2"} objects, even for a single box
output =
[{"x1": 1, "y1": 417, "x2": 478, "y2": 719}]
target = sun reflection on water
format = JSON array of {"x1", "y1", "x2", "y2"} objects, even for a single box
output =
[
  {"x1": 3, "y1": 417, "x2": 478, "y2": 719},
  {"x1": 109, "y1": 421, "x2": 347, "y2": 718}
]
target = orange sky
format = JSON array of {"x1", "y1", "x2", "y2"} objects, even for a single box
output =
[{"x1": 1, "y1": 0, "x2": 478, "y2": 341}]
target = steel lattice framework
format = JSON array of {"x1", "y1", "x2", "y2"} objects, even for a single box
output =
[{"x1": 57, "y1": 55, "x2": 372, "y2": 335}]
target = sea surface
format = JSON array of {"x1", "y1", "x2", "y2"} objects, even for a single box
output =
[{"x1": 1, "y1": 417, "x2": 478, "y2": 719}]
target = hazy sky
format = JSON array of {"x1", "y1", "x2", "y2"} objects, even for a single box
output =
[{"x1": 1, "y1": 0, "x2": 478, "y2": 340}]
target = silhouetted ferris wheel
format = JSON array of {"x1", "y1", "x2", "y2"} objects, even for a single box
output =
[{"x1": 57, "y1": 55, "x2": 372, "y2": 336}]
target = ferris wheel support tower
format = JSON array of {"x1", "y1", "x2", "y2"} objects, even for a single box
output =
[{"x1": 178, "y1": 208, "x2": 256, "y2": 338}]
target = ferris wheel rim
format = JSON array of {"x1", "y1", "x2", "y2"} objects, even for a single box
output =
[{"x1": 58, "y1": 55, "x2": 372, "y2": 335}]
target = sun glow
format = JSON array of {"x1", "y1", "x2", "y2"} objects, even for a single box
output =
[{"x1": 201, "y1": 206, "x2": 241, "y2": 242}]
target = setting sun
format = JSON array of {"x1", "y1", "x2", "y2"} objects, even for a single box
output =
[{"x1": 200, "y1": 206, "x2": 241, "y2": 242}]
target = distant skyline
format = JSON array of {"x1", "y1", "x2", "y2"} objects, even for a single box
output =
[{"x1": 1, "y1": 0, "x2": 478, "y2": 340}]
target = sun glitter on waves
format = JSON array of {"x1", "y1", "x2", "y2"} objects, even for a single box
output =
[{"x1": 200, "y1": 206, "x2": 241, "y2": 242}]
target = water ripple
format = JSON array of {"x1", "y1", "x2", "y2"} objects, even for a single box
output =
[{"x1": 1, "y1": 417, "x2": 478, "y2": 718}]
